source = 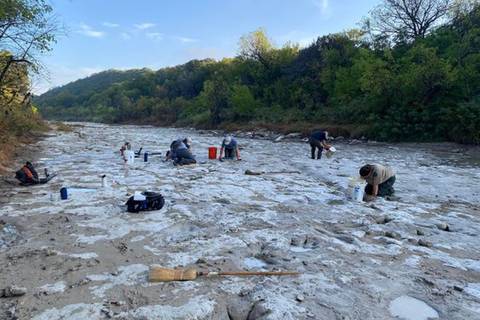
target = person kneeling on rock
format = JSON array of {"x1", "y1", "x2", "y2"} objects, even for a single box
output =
[
  {"x1": 219, "y1": 136, "x2": 241, "y2": 161},
  {"x1": 166, "y1": 138, "x2": 196, "y2": 166},
  {"x1": 308, "y1": 130, "x2": 332, "y2": 160},
  {"x1": 359, "y1": 164, "x2": 396, "y2": 201}
]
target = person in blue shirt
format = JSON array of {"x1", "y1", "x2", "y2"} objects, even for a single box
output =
[
  {"x1": 309, "y1": 130, "x2": 332, "y2": 160},
  {"x1": 219, "y1": 136, "x2": 241, "y2": 161},
  {"x1": 166, "y1": 137, "x2": 196, "y2": 165}
]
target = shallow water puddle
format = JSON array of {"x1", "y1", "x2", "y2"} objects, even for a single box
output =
[{"x1": 389, "y1": 295, "x2": 439, "y2": 320}]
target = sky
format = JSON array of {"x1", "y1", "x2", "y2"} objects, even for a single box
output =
[{"x1": 34, "y1": 0, "x2": 380, "y2": 94}]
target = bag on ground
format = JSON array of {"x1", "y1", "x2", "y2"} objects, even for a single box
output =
[{"x1": 126, "y1": 191, "x2": 165, "y2": 213}]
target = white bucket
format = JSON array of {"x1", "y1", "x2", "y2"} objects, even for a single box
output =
[
  {"x1": 348, "y1": 177, "x2": 365, "y2": 202},
  {"x1": 125, "y1": 150, "x2": 135, "y2": 165}
]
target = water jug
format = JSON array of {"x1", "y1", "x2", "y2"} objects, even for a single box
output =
[
  {"x1": 125, "y1": 150, "x2": 134, "y2": 165},
  {"x1": 60, "y1": 187, "x2": 68, "y2": 200},
  {"x1": 348, "y1": 177, "x2": 365, "y2": 202}
]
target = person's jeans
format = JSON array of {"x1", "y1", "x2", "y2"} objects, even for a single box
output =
[
  {"x1": 224, "y1": 148, "x2": 235, "y2": 159},
  {"x1": 365, "y1": 176, "x2": 396, "y2": 197},
  {"x1": 174, "y1": 149, "x2": 196, "y2": 165},
  {"x1": 309, "y1": 139, "x2": 323, "y2": 159}
]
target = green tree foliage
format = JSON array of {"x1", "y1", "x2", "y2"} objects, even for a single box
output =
[
  {"x1": 35, "y1": 4, "x2": 480, "y2": 144},
  {"x1": 1, "y1": 0, "x2": 59, "y2": 145}
]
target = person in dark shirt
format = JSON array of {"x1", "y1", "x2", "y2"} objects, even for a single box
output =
[
  {"x1": 166, "y1": 138, "x2": 196, "y2": 165},
  {"x1": 309, "y1": 130, "x2": 332, "y2": 159}
]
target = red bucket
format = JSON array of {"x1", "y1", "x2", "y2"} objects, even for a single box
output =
[{"x1": 208, "y1": 147, "x2": 217, "y2": 160}]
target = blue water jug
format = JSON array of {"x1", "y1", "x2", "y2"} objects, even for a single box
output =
[
  {"x1": 60, "y1": 187, "x2": 68, "y2": 200},
  {"x1": 144, "y1": 152, "x2": 149, "y2": 162}
]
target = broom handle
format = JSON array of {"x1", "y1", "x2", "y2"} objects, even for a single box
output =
[{"x1": 200, "y1": 271, "x2": 299, "y2": 277}]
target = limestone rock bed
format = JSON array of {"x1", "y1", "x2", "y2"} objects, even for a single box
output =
[{"x1": 1, "y1": 123, "x2": 479, "y2": 319}]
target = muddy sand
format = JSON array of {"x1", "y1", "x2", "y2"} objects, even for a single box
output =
[{"x1": 1, "y1": 123, "x2": 480, "y2": 320}]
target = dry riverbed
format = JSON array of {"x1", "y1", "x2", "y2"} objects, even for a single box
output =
[{"x1": 1, "y1": 123, "x2": 480, "y2": 320}]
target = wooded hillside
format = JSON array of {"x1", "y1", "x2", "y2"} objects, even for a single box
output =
[{"x1": 36, "y1": 1, "x2": 480, "y2": 143}]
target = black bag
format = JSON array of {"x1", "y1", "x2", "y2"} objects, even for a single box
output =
[
  {"x1": 15, "y1": 169, "x2": 28, "y2": 183},
  {"x1": 126, "y1": 191, "x2": 165, "y2": 213}
]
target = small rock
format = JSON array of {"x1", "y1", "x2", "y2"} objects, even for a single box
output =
[
  {"x1": 336, "y1": 235, "x2": 355, "y2": 244},
  {"x1": 245, "y1": 169, "x2": 263, "y2": 176},
  {"x1": 195, "y1": 258, "x2": 207, "y2": 264},
  {"x1": 385, "y1": 231, "x2": 401, "y2": 239},
  {"x1": 418, "y1": 239, "x2": 432, "y2": 247},
  {"x1": 6, "y1": 304, "x2": 16, "y2": 318},
  {"x1": 416, "y1": 229, "x2": 425, "y2": 236},
  {"x1": 247, "y1": 300, "x2": 270, "y2": 320},
  {"x1": 453, "y1": 285, "x2": 463, "y2": 292},
  {"x1": 296, "y1": 294, "x2": 305, "y2": 302},
  {"x1": 273, "y1": 135, "x2": 284, "y2": 143},
  {"x1": 408, "y1": 238, "x2": 418, "y2": 245},
  {"x1": 436, "y1": 223, "x2": 450, "y2": 232},
  {"x1": 375, "y1": 216, "x2": 393, "y2": 224},
  {"x1": 286, "y1": 133, "x2": 302, "y2": 139},
  {"x1": 1, "y1": 285, "x2": 27, "y2": 297}
]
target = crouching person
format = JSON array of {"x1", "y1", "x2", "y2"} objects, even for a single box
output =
[
  {"x1": 219, "y1": 136, "x2": 241, "y2": 161},
  {"x1": 359, "y1": 164, "x2": 396, "y2": 200},
  {"x1": 167, "y1": 138, "x2": 196, "y2": 166},
  {"x1": 16, "y1": 161, "x2": 39, "y2": 184}
]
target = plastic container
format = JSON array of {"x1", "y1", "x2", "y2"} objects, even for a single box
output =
[
  {"x1": 125, "y1": 150, "x2": 135, "y2": 165},
  {"x1": 144, "y1": 152, "x2": 149, "y2": 162},
  {"x1": 348, "y1": 177, "x2": 365, "y2": 202},
  {"x1": 60, "y1": 187, "x2": 68, "y2": 200},
  {"x1": 208, "y1": 147, "x2": 217, "y2": 160},
  {"x1": 101, "y1": 175, "x2": 107, "y2": 188}
]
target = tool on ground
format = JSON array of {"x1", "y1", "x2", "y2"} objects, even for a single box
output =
[
  {"x1": 149, "y1": 266, "x2": 299, "y2": 282},
  {"x1": 245, "y1": 169, "x2": 301, "y2": 176}
]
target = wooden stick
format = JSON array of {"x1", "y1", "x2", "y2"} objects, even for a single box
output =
[
  {"x1": 149, "y1": 266, "x2": 299, "y2": 282},
  {"x1": 207, "y1": 271, "x2": 299, "y2": 276}
]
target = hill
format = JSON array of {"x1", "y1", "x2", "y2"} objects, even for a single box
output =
[{"x1": 35, "y1": 5, "x2": 480, "y2": 143}]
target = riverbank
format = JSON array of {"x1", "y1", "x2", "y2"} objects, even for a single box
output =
[{"x1": 1, "y1": 122, "x2": 479, "y2": 319}]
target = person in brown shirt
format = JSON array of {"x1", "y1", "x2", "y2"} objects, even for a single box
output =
[{"x1": 359, "y1": 164, "x2": 396, "y2": 199}]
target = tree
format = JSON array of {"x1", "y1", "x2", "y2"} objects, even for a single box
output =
[
  {"x1": 238, "y1": 28, "x2": 274, "y2": 68},
  {"x1": 367, "y1": 0, "x2": 454, "y2": 42},
  {"x1": 0, "y1": 0, "x2": 60, "y2": 87}
]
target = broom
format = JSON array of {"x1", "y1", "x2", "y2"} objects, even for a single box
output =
[{"x1": 149, "y1": 266, "x2": 299, "y2": 282}]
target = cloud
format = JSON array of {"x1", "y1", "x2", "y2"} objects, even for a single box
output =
[
  {"x1": 134, "y1": 23, "x2": 156, "y2": 30},
  {"x1": 146, "y1": 32, "x2": 164, "y2": 41},
  {"x1": 174, "y1": 36, "x2": 199, "y2": 43},
  {"x1": 120, "y1": 32, "x2": 132, "y2": 40},
  {"x1": 102, "y1": 22, "x2": 120, "y2": 28},
  {"x1": 78, "y1": 23, "x2": 105, "y2": 38}
]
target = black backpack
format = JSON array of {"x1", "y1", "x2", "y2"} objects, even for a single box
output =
[
  {"x1": 15, "y1": 169, "x2": 28, "y2": 183},
  {"x1": 126, "y1": 191, "x2": 165, "y2": 213}
]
